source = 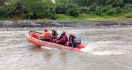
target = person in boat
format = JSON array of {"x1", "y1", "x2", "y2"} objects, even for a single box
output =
[
  {"x1": 32, "y1": 31, "x2": 37, "y2": 38},
  {"x1": 57, "y1": 31, "x2": 68, "y2": 45},
  {"x1": 68, "y1": 33, "x2": 81, "y2": 48},
  {"x1": 51, "y1": 28, "x2": 58, "y2": 43},
  {"x1": 40, "y1": 28, "x2": 51, "y2": 41}
]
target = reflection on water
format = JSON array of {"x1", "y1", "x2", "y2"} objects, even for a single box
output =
[
  {"x1": 0, "y1": 27, "x2": 132, "y2": 70},
  {"x1": 59, "y1": 50, "x2": 68, "y2": 64}
]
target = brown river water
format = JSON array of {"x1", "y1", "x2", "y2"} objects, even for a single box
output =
[{"x1": 0, "y1": 26, "x2": 132, "y2": 70}]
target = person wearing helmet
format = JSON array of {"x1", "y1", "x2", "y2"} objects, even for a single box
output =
[
  {"x1": 41, "y1": 28, "x2": 51, "y2": 41},
  {"x1": 32, "y1": 31, "x2": 36, "y2": 38},
  {"x1": 58, "y1": 31, "x2": 68, "y2": 45},
  {"x1": 51, "y1": 28, "x2": 58, "y2": 43},
  {"x1": 68, "y1": 33, "x2": 77, "y2": 48}
]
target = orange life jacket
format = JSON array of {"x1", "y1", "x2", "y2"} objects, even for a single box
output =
[
  {"x1": 32, "y1": 32, "x2": 36, "y2": 37},
  {"x1": 42, "y1": 32, "x2": 51, "y2": 39}
]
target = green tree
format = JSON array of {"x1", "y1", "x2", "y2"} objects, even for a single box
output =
[
  {"x1": 55, "y1": 0, "x2": 80, "y2": 17},
  {"x1": 66, "y1": 3, "x2": 80, "y2": 17}
]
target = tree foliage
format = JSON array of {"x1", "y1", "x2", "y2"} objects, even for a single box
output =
[
  {"x1": 55, "y1": 0, "x2": 132, "y2": 16},
  {"x1": 55, "y1": 0, "x2": 80, "y2": 17},
  {"x1": 0, "y1": 0, "x2": 131, "y2": 19},
  {"x1": 0, "y1": 0, "x2": 55, "y2": 19}
]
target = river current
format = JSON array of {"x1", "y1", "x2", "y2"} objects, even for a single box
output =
[{"x1": 0, "y1": 26, "x2": 132, "y2": 70}]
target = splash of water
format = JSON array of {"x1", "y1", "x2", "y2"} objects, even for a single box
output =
[
  {"x1": 81, "y1": 42, "x2": 129, "y2": 55},
  {"x1": 92, "y1": 50, "x2": 124, "y2": 55},
  {"x1": 81, "y1": 43, "x2": 97, "y2": 53},
  {"x1": 41, "y1": 46, "x2": 53, "y2": 50},
  {"x1": 41, "y1": 46, "x2": 59, "y2": 51}
]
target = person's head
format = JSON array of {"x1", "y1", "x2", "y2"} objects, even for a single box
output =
[
  {"x1": 32, "y1": 32, "x2": 35, "y2": 35},
  {"x1": 51, "y1": 29, "x2": 55, "y2": 32},
  {"x1": 62, "y1": 31, "x2": 66, "y2": 35},
  {"x1": 44, "y1": 28, "x2": 48, "y2": 32},
  {"x1": 51, "y1": 27, "x2": 55, "y2": 30},
  {"x1": 69, "y1": 33, "x2": 73, "y2": 36}
]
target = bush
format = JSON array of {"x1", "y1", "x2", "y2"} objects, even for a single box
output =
[
  {"x1": 0, "y1": 5, "x2": 15, "y2": 17},
  {"x1": 80, "y1": 7, "x2": 90, "y2": 14},
  {"x1": 93, "y1": 6, "x2": 122, "y2": 16},
  {"x1": 106, "y1": 8, "x2": 117, "y2": 16},
  {"x1": 66, "y1": 4, "x2": 80, "y2": 17},
  {"x1": 0, "y1": 0, "x2": 56, "y2": 19},
  {"x1": 55, "y1": 3, "x2": 68, "y2": 14},
  {"x1": 89, "y1": 5, "x2": 96, "y2": 14},
  {"x1": 55, "y1": 1, "x2": 80, "y2": 17}
]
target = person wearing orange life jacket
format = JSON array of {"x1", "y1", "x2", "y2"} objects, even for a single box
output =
[
  {"x1": 51, "y1": 28, "x2": 58, "y2": 43},
  {"x1": 41, "y1": 28, "x2": 51, "y2": 41},
  {"x1": 32, "y1": 31, "x2": 36, "y2": 38},
  {"x1": 58, "y1": 31, "x2": 68, "y2": 45}
]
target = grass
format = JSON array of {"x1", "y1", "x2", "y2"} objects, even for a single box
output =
[
  {"x1": 56, "y1": 14, "x2": 78, "y2": 21},
  {"x1": 0, "y1": 13, "x2": 131, "y2": 22},
  {"x1": 56, "y1": 13, "x2": 132, "y2": 22}
]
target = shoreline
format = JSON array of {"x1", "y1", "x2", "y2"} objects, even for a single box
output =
[{"x1": 0, "y1": 19, "x2": 132, "y2": 28}]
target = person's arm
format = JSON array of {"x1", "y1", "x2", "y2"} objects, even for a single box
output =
[
  {"x1": 72, "y1": 36, "x2": 76, "y2": 43},
  {"x1": 74, "y1": 36, "x2": 77, "y2": 39},
  {"x1": 56, "y1": 32, "x2": 58, "y2": 36},
  {"x1": 58, "y1": 35, "x2": 62, "y2": 40}
]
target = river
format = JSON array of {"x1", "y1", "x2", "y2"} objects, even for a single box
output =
[{"x1": 0, "y1": 26, "x2": 132, "y2": 70}]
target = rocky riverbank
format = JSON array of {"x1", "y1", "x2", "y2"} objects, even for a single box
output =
[{"x1": 0, "y1": 19, "x2": 132, "y2": 28}]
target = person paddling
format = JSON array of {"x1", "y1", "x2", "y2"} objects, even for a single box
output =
[{"x1": 58, "y1": 31, "x2": 68, "y2": 45}]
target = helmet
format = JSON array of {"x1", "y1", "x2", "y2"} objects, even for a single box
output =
[
  {"x1": 51, "y1": 28, "x2": 55, "y2": 31},
  {"x1": 69, "y1": 33, "x2": 73, "y2": 36},
  {"x1": 51, "y1": 27, "x2": 55, "y2": 31},
  {"x1": 44, "y1": 28, "x2": 48, "y2": 32},
  {"x1": 62, "y1": 31, "x2": 66, "y2": 34}
]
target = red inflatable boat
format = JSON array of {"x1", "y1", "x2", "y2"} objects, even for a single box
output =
[{"x1": 26, "y1": 31, "x2": 85, "y2": 52}]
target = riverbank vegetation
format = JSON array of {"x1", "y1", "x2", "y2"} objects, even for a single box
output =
[{"x1": 0, "y1": 0, "x2": 132, "y2": 21}]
